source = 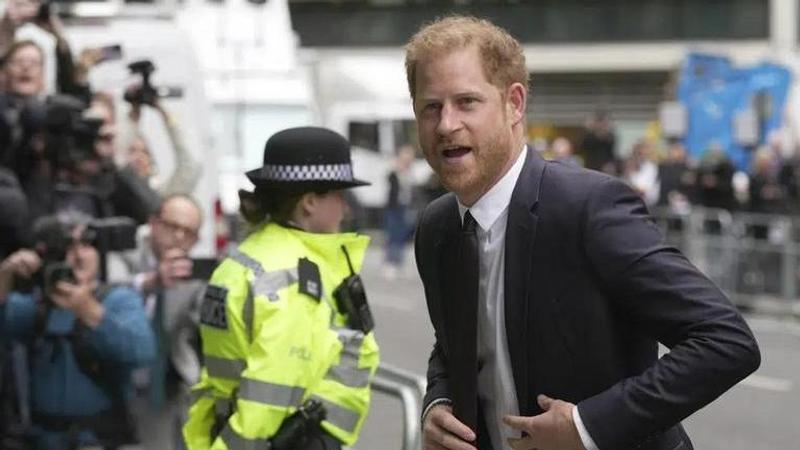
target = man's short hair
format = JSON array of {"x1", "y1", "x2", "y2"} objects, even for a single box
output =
[
  {"x1": 157, "y1": 194, "x2": 203, "y2": 223},
  {"x1": 404, "y1": 15, "x2": 529, "y2": 101},
  {"x1": 3, "y1": 39, "x2": 44, "y2": 68}
]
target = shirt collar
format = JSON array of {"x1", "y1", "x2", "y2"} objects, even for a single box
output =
[{"x1": 458, "y1": 145, "x2": 528, "y2": 230}]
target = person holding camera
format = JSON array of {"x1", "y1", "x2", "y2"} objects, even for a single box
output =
[
  {"x1": 0, "y1": 210, "x2": 155, "y2": 449},
  {"x1": 108, "y1": 193, "x2": 205, "y2": 448},
  {"x1": 122, "y1": 95, "x2": 201, "y2": 197},
  {"x1": 183, "y1": 127, "x2": 380, "y2": 450},
  {"x1": 127, "y1": 195, "x2": 204, "y2": 392}
]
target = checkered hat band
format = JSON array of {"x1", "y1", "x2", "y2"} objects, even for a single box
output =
[{"x1": 261, "y1": 163, "x2": 354, "y2": 182}]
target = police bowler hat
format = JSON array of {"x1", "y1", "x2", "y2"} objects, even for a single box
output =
[{"x1": 245, "y1": 127, "x2": 370, "y2": 191}]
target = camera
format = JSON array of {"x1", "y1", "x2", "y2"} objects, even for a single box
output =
[
  {"x1": 0, "y1": 94, "x2": 103, "y2": 174},
  {"x1": 123, "y1": 60, "x2": 184, "y2": 106},
  {"x1": 16, "y1": 214, "x2": 138, "y2": 294},
  {"x1": 43, "y1": 95, "x2": 104, "y2": 170},
  {"x1": 88, "y1": 216, "x2": 138, "y2": 254}
]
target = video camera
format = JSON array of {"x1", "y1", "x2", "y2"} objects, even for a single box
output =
[
  {"x1": 0, "y1": 94, "x2": 102, "y2": 173},
  {"x1": 123, "y1": 60, "x2": 184, "y2": 106},
  {"x1": 43, "y1": 95, "x2": 104, "y2": 171},
  {"x1": 16, "y1": 214, "x2": 138, "y2": 295}
]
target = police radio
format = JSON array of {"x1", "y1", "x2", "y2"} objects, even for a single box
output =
[{"x1": 333, "y1": 245, "x2": 375, "y2": 333}]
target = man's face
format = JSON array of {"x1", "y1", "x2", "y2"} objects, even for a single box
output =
[
  {"x1": 5, "y1": 44, "x2": 44, "y2": 97},
  {"x1": 151, "y1": 197, "x2": 202, "y2": 257},
  {"x1": 413, "y1": 46, "x2": 523, "y2": 206}
]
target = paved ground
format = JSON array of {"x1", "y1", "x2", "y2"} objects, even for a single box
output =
[{"x1": 149, "y1": 243, "x2": 800, "y2": 449}]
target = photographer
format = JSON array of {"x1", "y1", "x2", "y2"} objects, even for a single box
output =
[
  {"x1": 0, "y1": 210, "x2": 155, "y2": 449},
  {"x1": 117, "y1": 194, "x2": 205, "y2": 447},
  {"x1": 120, "y1": 59, "x2": 200, "y2": 197},
  {"x1": 0, "y1": 40, "x2": 45, "y2": 175},
  {"x1": 122, "y1": 97, "x2": 201, "y2": 197},
  {"x1": 12, "y1": 94, "x2": 160, "y2": 233},
  {"x1": 1, "y1": 0, "x2": 93, "y2": 100}
]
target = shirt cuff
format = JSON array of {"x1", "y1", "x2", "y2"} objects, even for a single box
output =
[
  {"x1": 421, "y1": 398, "x2": 453, "y2": 425},
  {"x1": 573, "y1": 405, "x2": 600, "y2": 450}
]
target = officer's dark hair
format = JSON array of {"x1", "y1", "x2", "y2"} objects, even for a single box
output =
[{"x1": 239, "y1": 187, "x2": 326, "y2": 227}]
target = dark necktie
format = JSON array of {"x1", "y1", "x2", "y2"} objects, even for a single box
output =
[{"x1": 450, "y1": 210, "x2": 480, "y2": 433}]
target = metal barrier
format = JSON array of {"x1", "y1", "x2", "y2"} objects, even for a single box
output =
[
  {"x1": 370, "y1": 364, "x2": 427, "y2": 450},
  {"x1": 650, "y1": 206, "x2": 800, "y2": 309}
]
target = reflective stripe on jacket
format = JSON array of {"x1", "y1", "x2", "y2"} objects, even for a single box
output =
[{"x1": 183, "y1": 223, "x2": 379, "y2": 449}]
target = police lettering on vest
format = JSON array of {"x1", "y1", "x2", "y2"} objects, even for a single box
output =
[{"x1": 200, "y1": 285, "x2": 229, "y2": 330}]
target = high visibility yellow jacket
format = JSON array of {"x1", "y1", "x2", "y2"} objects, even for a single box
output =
[{"x1": 183, "y1": 223, "x2": 380, "y2": 450}]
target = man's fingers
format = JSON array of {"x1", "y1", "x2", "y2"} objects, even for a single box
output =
[
  {"x1": 424, "y1": 424, "x2": 476, "y2": 450},
  {"x1": 424, "y1": 405, "x2": 477, "y2": 450},
  {"x1": 54, "y1": 281, "x2": 77, "y2": 294},
  {"x1": 170, "y1": 260, "x2": 192, "y2": 279},
  {"x1": 163, "y1": 248, "x2": 187, "y2": 260},
  {"x1": 49, "y1": 294, "x2": 67, "y2": 308},
  {"x1": 503, "y1": 414, "x2": 534, "y2": 432},
  {"x1": 537, "y1": 394, "x2": 554, "y2": 411},
  {"x1": 438, "y1": 433, "x2": 477, "y2": 450},
  {"x1": 507, "y1": 436, "x2": 537, "y2": 450},
  {"x1": 435, "y1": 410, "x2": 476, "y2": 442}
]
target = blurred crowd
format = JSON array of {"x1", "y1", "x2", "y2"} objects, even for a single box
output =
[
  {"x1": 537, "y1": 112, "x2": 800, "y2": 218},
  {"x1": 0, "y1": 0, "x2": 205, "y2": 448},
  {"x1": 377, "y1": 112, "x2": 800, "y2": 280}
]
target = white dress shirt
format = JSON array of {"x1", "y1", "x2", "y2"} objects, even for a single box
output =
[{"x1": 453, "y1": 146, "x2": 599, "y2": 450}]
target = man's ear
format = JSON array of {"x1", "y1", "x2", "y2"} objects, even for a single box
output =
[{"x1": 506, "y1": 82, "x2": 527, "y2": 125}]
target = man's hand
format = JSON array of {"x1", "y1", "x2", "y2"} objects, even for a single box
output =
[
  {"x1": 51, "y1": 281, "x2": 104, "y2": 328},
  {"x1": 0, "y1": 249, "x2": 42, "y2": 304},
  {"x1": 423, "y1": 403, "x2": 477, "y2": 450},
  {"x1": 157, "y1": 248, "x2": 192, "y2": 289},
  {"x1": 1, "y1": 249, "x2": 42, "y2": 279},
  {"x1": 4, "y1": 0, "x2": 40, "y2": 26},
  {"x1": 503, "y1": 395, "x2": 585, "y2": 450}
]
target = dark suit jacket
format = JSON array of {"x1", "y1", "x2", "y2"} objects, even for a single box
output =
[{"x1": 415, "y1": 150, "x2": 760, "y2": 450}]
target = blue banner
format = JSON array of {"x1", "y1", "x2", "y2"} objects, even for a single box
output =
[{"x1": 677, "y1": 53, "x2": 792, "y2": 171}]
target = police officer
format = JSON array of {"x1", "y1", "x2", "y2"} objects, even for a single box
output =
[
  {"x1": 183, "y1": 127, "x2": 380, "y2": 450},
  {"x1": 0, "y1": 210, "x2": 156, "y2": 449}
]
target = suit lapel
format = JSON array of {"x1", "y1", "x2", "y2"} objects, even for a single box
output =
[{"x1": 505, "y1": 149, "x2": 545, "y2": 415}]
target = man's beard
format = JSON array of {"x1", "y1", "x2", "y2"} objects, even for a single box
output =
[{"x1": 438, "y1": 125, "x2": 514, "y2": 201}]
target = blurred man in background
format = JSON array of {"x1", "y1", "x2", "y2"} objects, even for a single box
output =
[
  {"x1": 383, "y1": 144, "x2": 416, "y2": 279},
  {"x1": 117, "y1": 194, "x2": 205, "y2": 446},
  {"x1": 580, "y1": 111, "x2": 616, "y2": 174}
]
